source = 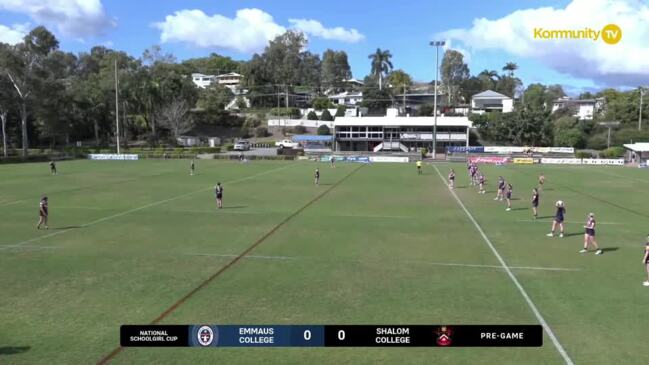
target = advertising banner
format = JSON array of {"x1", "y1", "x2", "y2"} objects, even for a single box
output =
[
  {"x1": 513, "y1": 158, "x2": 535, "y2": 164},
  {"x1": 88, "y1": 154, "x2": 139, "y2": 160},
  {"x1": 469, "y1": 156, "x2": 509, "y2": 164},
  {"x1": 540, "y1": 158, "x2": 582, "y2": 165},
  {"x1": 345, "y1": 156, "x2": 371, "y2": 163},
  {"x1": 581, "y1": 159, "x2": 624, "y2": 166},
  {"x1": 447, "y1": 146, "x2": 485, "y2": 153},
  {"x1": 368, "y1": 156, "x2": 410, "y2": 163}
]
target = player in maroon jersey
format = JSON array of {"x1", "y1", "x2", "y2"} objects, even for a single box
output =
[
  {"x1": 37, "y1": 196, "x2": 48, "y2": 229},
  {"x1": 643, "y1": 235, "x2": 649, "y2": 287}
]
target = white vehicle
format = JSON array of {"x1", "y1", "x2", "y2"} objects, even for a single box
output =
[
  {"x1": 275, "y1": 139, "x2": 299, "y2": 149},
  {"x1": 233, "y1": 140, "x2": 250, "y2": 151}
]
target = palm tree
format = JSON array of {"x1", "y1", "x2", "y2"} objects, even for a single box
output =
[
  {"x1": 502, "y1": 62, "x2": 518, "y2": 77},
  {"x1": 368, "y1": 48, "x2": 393, "y2": 90},
  {"x1": 479, "y1": 69, "x2": 500, "y2": 81}
]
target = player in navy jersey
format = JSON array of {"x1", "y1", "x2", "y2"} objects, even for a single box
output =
[
  {"x1": 547, "y1": 201, "x2": 566, "y2": 238},
  {"x1": 642, "y1": 235, "x2": 649, "y2": 286},
  {"x1": 330, "y1": 155, "x2": 336, "y2": 168},
  {"x1": 215, "y1": 183, "x2": 223, "y2": 209},
  {"x1": 49, "y1": 161, "x2": 57, "y2": 175},
  {"x1": 531, "y1": 188, "x2": 539, "y2": 219},
  {"x1": 37, "y1": 196, "x2": 48, "y2": 229},
  {"x1": 478, "y1": 173, "x2": 486, "y2": 194},
  {"x1": 448, "y1": 169, "x2": 456, "y2": 189},
  {"x1": 505, "y1": 183, "x2": 513, "y2": 211},
  {"x1": 580, "y1": 213, "x2": 602, "y2": 254},
  {"x1": 190, "y1": 159, "x2": 195, "y2": 176},
  {"x1": 494, "y1": 176, "x2": 505, "y2": 201},
  {"x1": 314, "y1": 169, "x2": 320, "y2": 185}
]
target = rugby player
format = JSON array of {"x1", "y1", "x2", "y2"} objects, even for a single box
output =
[
  {"x1": 37, "y1": 196, "x2": 48, "y2": 229},
  {"x1": 531, "y1": 188, "x2": 539, "y2": 219},
  {"x1": 49, "y1": 161, "x2": 57, "y2": 175},
  {"x1": 547, "y1": 200, "x2": 566, "y2": 238},
  {"x1": 215, "y1": 183, "x2": 223, "y2": 209},
  {"x1": 642, "y1": 235, "x2": 649, "y2": 286},
  {"x1": 505, "y1": 183, "x2": 513, "y2": 211},
  {"x1": 448, "y1": 169, "x2": 455, "y2": 189},
  {"x1": 416, "y1": 160, "x2": 422, "y2": 175},
  {"x1": 314, "y1": 168, "x2": 320, "y2": 185}
]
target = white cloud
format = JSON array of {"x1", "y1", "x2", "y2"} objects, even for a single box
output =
[
  {"x1": 288, "y1": 19, "x2": 364, "y2": 43},
  {"x1": 0, "y1": 0, "x2": 115, "y2": 38},
  {"x1": 0, "y1": 23, "x2": 28, "y2": 44},
  {"x1": 154, "y1": 8, "x2": 286, "y2": 54},
  {"x1": 438, "y1": 0, "x2": 649, "y2": 87},
  {"x1": 153, "y1": 8, "x2": 366, "y2": 53}
]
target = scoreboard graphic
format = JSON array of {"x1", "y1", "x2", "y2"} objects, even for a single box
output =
[{"x1": 121, "y1": 325, "x2": 542, "y2": 347}]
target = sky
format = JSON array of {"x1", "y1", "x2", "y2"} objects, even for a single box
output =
[{"x1": 1, "y1": 0, "x2": 648, "y2": 95}]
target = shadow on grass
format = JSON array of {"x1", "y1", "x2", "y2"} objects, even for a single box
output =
[
  {"x1": 317, "y1": 183, "x2": 334, "y2": 186},
  {"x1": 563, "y1": 232, "x2": 583, "y2": 237},
  {"x1": 509, "y1": 207, "x2": 528, "y2": 211},
  {"x1": 537, "y1": 216, "x2": 554, "y2": 219},
  {"x1": 600, "y1": 247, "x2": 619, "y2": 253},
  {"x1": 0, "y1": 346, "x2": 30, "y2": 356},
  {"x1": 221, "y1": 206, "x2": 247, "y2": 209}
]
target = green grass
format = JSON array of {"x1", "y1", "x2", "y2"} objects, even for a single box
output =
[{"x1": 0, "y1": 159, "x2": 647, "y2": 364}]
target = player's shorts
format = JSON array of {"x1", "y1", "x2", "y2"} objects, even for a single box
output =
[
  {"x1": 216, "y1": 194, "x2": 223, "y2": 199},
  {"x1": 39, "y1": 210, "x2": 47, "y2": 217},
  {"x1": 532, "y1": 201, "x2": 538, "y2": 208},
  {"x1": 585, "y1": 228, "x2": 595, "y2": 236},
  {"x1": 554, "y1": 217, "x2": 564, "y2": 223},
  {"x1": 506, "y1": 192, "x2": 512, "y2": 199}
]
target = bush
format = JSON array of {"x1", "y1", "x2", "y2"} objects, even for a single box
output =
[
  {"x1": 335, "y1": 105, "x2": 346, "y2": 117},
  {"x1": 292, "y1": 125, "x2": 307, "y2": 134},
  {"x1": 599, "y1": 146, "x2": 625, "y2": 158},
  {"x1": 312, "y1": 97, "x2": 333, "y2": 110},
  {"x1": 269, "y1": 107, "x2": 300, "y2": 118},
  {"x1": 317, "y1": 125, "x2": 331, "y2": 135},
  {"x1": 554, "y1": 128, "x2": 586, "y2": 148},
  {"x1": 575, "y1": 151, "x2": 593, "y2": 159},
  {"x1": 306, "y1": 111, "x2": 318, "y2": 120},
  {"x1": 254, "y1": 127, "x2": 269, "y2": 137},
  {"x1": 320, "y1": 109, "x2": 334, "y2": 121},
  {"x1": 586, "y1": 133, "x2": 608, "y2": 150}
]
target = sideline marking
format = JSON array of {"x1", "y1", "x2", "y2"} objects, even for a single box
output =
[
  {"x1": 433, "y1": 165, "x2": 574, "y2": 365},
  {"x1": 516, "y1": 219, "x2": 625, "y2": 225},
  {"x1": 0, "y1": 164, "x2": 296, "y2": 251},
  {"x1": 96, "y1": 164, "x2": 363, "y2": 364}
]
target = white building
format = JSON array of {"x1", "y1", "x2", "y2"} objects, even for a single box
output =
[
  {"x1": 328, "y1": 91, "x2": 363, "y2": 106},
  {"x1": 191, "y1": 72, "x2": 243, "y2": 89},
  {"x1": 334, "y1": 114, "x2": 472, "y2": 152},
  {"x1": 551, "y1": 97, "x2": 605, "y2": 120},
  {"x1": 471, "y1": 90, "x2": 514, "y2": 114}
]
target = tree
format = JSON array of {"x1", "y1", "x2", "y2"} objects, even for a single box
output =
[
  {"x1": 523, "y1": 83, "x2": 546, "y2": 110},
  {"x1": 181, "y1": 53, "x2": 241, "y2": 75},
  {"x1": 312, "y1": 97, "x2": 333, "y2": 110},
  {"x1": 317, "y1": 124, "x2": 331, "y2": 135},
  {"x1": 361, "y1": 85, "x2": 391, "y2": 115},
  {"x1": 0, "y1": 71, "x2": 17, "y2": 157},
  {"x1": 0, "y1": 26, "x2": 59, "y2": 156},
  {"x1": 335, "y1": 105, "x2": 346, "y2": 117},
  {"x1": 320, "y1": 109, "x2": 334, "y2": 121},
  {"x1": 459, "y1": 76, "x2": 483, "y2": 104},
  {"x1": 387, "y1": 70, "x2": 413, "y2": 108},
  {"x1": 197, "y1": 84, "x2": 234, "y2": 112},
  {"x1": 321, "y1": 49, "x2": 351, "y2": 92},
  {"x1": 158, "y1": 98, "x2": 193, "y2": 139},
  {"x1": 495, "y1": 75, "x2": 522, "y2": 98},
  {"x1": 478, "y1": 70, "x2": 499, "y2": 91},
  {"x1": 306, "y1": 111, "x2": 318, "y2": 120},
  {"x1": 368, "y1": 48, "x2": 393, "y2": 90},
  {"x1": 440, "y1": 50, "x2": 470, "y2": 104},
  {"x1": 142, "y1": 45, "x2": 176, "y2": 65},
  {"x1": 502, "y1": 62, "x2": 518, "y2": 77}
]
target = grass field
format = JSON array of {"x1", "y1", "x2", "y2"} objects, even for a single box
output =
[{"x1": 0, "y1": 159, "x2": 647, "y2": 364}]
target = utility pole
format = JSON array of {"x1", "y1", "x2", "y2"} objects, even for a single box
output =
[
  {"x1": 429, "y1": 40, "x2": 445, "y2": 159},
  {"x1": 114, "y1": 57, "x2": 120, "y2": 154},
  {"x1": 639, "y1": 87, "x2": 645, "y2": 131}
]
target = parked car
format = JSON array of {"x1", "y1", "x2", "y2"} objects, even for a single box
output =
[
  {"x1": 275, "y1": 139, "x2": 299, "y2": 149},
  {"x1": 233, "y1": 140, "x2": 250, "y2": 151}
]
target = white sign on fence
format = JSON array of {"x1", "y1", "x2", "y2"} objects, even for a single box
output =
[
  {"x1": 581, "y1": 159, "x2": 624, "y2": 165},
  {"x1": 88, "y1": 154, "x2": 139, "y2": 160},
  {"x1": 541, "y1": 158, "x2": 582, "y2": 165},
  {"x1": 369, "y1": 156, "x2": 410, "y2": 163}
]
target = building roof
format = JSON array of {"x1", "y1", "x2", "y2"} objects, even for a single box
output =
[
  {"x1": 292, "y1": 135, "x2": 334, "y2": 142},
  {"x1": 328, "y1": 91, "x2": 363, "y2": 99},
  {"x1": 215, "y1": 72, "x2": 242, "y2": 78},
  {"x1": 623, "y1": 143, "x2": 649, "y2": 152},
  {"x1": 472, "y1": 90, "x2": 510, "y2": 99},
  {"x1": 553, "y1": 97, "x2": 603, "y2": 105},
  {"x1": 334, "y1": 116, "x2": 472, "y2": 128}
]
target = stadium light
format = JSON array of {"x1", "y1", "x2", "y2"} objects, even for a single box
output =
[{"x1": 429, "y1": 40, "x2": 445, "y2": 159}]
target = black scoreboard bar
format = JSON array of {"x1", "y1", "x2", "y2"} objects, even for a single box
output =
[{"x1": 121, "y1": 325, "x2": 542, "y2": 347}]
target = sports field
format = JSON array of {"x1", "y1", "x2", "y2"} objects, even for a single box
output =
[{"x1": 0, "y1": 159, "x2": 647, "y2": 364}]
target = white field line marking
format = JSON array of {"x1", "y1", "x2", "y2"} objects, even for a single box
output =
[
  {"x1": 0, "y1": 244, "x2": 60, "y2": 250},
  {"x1": 0, "y1": 164, "x2": 296, "y2": 251},
  {"x1": 0, "y1": 198, "x2": 29, "y2": 207},
  {"x1": 432, "y1": 165, "x2": 574, "y2": 365},
  {"x1": 587, "y1": 167, "x2": 649, "y2": 184},
  {"x1": 183, "y1": 253, "x2": 580, "y2": 272},
  {"x1": 516, "y1": 219, "x2": 625, "y2": 225}
]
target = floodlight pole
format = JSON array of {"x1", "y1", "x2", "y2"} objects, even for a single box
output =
[
  {"x1": 114, "y1": 57, "x2": 121, "y2": 154},
  {"x1": 430, "y1": 40, "x2": 445, "y2": 159}
]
